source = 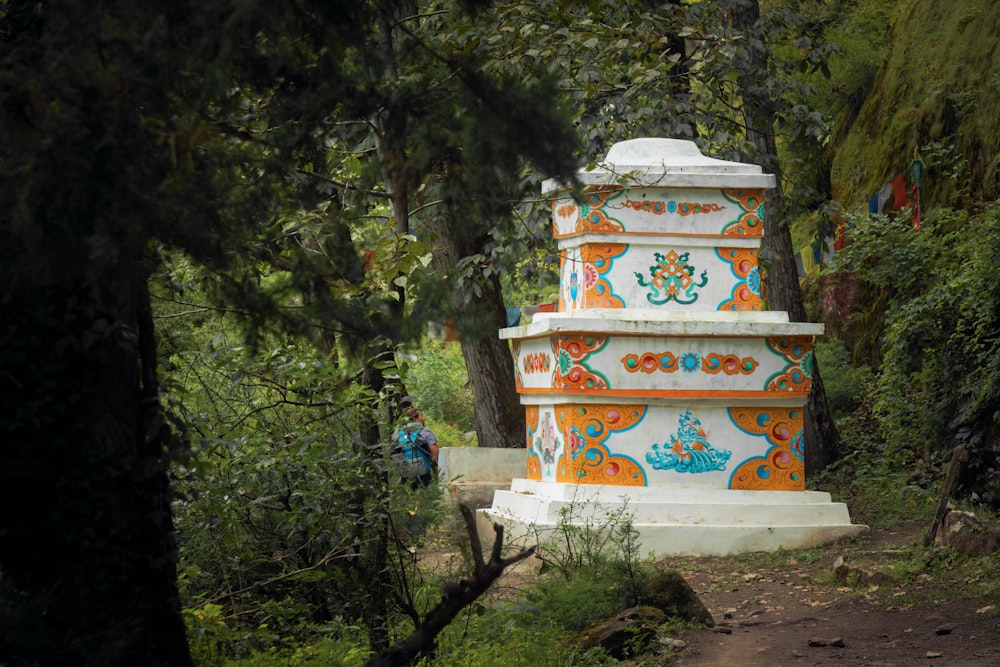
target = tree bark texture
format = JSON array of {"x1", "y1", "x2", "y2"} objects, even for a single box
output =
[
  {"x1": 0, "y1": 274, "x2": 193, "y2": 666},
  {"x1": 457, "y1": 272, "x2": 526, "y2": 448},
  {"x1": 426, "y1": 216, "x2": 525, "y2": 449},
  {"x1": 731, "y1": 0, "x2": 840, "y2": 473}
]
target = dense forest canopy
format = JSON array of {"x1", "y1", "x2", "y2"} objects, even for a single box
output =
[{"x1": 2, "y1": 0, "x2": 1000, "y2": 664}]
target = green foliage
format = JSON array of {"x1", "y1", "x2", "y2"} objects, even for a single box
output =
[
  {"x1": 500, "y1": 254, "x2": 561, "y2": 318},
  {"x1": 523, "y1": 572, "x2": 634, "y2": 634},
  {"x1": 402, "y1": 339, "x2": 477, "y2": 435},
  {"x1": 535, "y1": 498, "x2": 642, "y2": 576},
  {"x1": 830, "y1": 0, "x2": 1000, "y2": 207},
  {"x1": 157, "y1": 260, "x2": 460, "y2": 660},
  {"x1": 432, "y1": 617, "x2": 614, "y2": 667},
  {"x1": 215, "y1": 635, "x2": 371, "y2": 667},
  {"x1": 520, "y1": 499, "x2": 654, "y2": 631},
  {"x1": 813, "y1": 337, "x2": 875, "y2": 421},
  {"x1": 422, "y1": 500, "x2": 652, "y2": 665},
  {"x1": 5, "y1": 0, "x2": 601, "y2": 657},
  {"x1": 824, "y1": 465, "x2": 937, "y2": 531},
  {"x1": 832, "y1": 204, "x2": 1000, "y2": 503}
]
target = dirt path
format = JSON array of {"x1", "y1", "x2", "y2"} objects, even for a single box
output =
[
  {"x1": 424, "y1": 521, "x2": 1000, "y2": 665},
  {"x1": 668, "y1": 524, "x2": 1000, "y2": 666}
]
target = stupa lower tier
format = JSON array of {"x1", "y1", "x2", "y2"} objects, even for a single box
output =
[
  {"x1": 501, "y1": 309, "x2": 823, "y2": 492},
  {"x1": 484, "y1": 481, "x2": 867, "y2": 556}
]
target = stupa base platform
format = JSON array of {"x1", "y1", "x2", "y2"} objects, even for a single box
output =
[{"x1": 481, "y1": 479, "x2": 868, "y2": 557}]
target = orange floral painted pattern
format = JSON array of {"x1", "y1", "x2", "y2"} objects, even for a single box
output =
[
  {"x1": 512, "y1": 341, "x2": 522, "y2": 390},
  {"x1": 525, "y1": 405, "x2": 541, "y2": 480},
  {"x1": 576, "y1": 186, "x2": 626, "y2": 233},
  {"x1": 721, "y1": 189, "x2": 765, "y2": 236},
  {"x1": 580, "y1": 243, "x2": 628, "y2": 308},
  {"x1": 765, "y1": 337, "x2": 814, "y2": 393},
  {"x1": 621, "y1": 350, "x2": 758, "y2": 375},
  {"x1": 555, "y1": 335, "x2": 610, "y2": 391},
  {"x1": 727, "y1": 407, "x2": 805, "y2": 490},
  {"x1": 716, "y1": 247, "x2": 762, "y2": 311},
  {"x1": 623, "y1": 199, "x2": 724, "y2": 216},
  {"x1": 555, "y1": 404, "x2": 647, "y2": 486}
]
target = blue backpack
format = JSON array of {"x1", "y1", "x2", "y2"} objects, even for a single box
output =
[{"x1": 395, "y1": 423, "x2": 433, "y2": 479}]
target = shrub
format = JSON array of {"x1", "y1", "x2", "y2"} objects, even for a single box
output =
[
  {"x1": 813, "y1": 337, "x2": 874, "y2": 422},
  {"x1": 402, "y1": 339, "x2": 476, "y2": 433},
  {"x1": 832, "y1": 204, "x2": 1000, "y2": 504}
]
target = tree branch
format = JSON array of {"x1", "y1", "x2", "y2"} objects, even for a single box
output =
[{"x1": 366, "y1": 503, "x2": 535, "y2": 667}]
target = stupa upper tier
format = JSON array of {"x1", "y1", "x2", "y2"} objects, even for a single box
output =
[{"x1": 543, "y1": 138, "x2": 777, "y2": 192}]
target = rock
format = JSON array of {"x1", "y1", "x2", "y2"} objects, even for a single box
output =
[
  {"x1": 936, "y1": 510, "x2": 1000, "y2": 556},
  {"x1": 934, "y1": 624, "x2": 955, "y2": 635},
  {"x1": 570, "y1": 606, "x2": 665, "y2": 659},
  {"x1": 833, "y1": 555, "x2": 896, "y2": 588},
  {"x1": 644, "y1": 570, "x2": 715, "y2": 627},
  {"x1": 833, "y1": 555, "x2": 849, "y2": 579},
  {"x1": 808, "y1": 637, "x2": 845, "y2": 648}
]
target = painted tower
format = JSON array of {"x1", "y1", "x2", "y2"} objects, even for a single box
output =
[{"x1": 486, "y1": 138, "x2": 865, "y2": 555}]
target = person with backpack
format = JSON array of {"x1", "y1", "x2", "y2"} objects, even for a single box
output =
[{"x1": 394, "y1": 407, "x2": 439, "y2": 488}]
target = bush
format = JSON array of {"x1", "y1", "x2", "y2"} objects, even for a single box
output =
[
  {"x1": 402, "y1": 339, "x2": 476, "y2": 434},
  {"x1": 432, "y1": 614, "x2": 614, "y2": 667},
  {"x1": 832, "y1": 204, "x2": 1000, "y2": 504},
  {"x1": 813, "y1": 337, "x2": 874, "y2": 422}
]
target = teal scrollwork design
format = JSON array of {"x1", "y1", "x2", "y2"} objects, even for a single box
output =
[{"x1": 635, "y1": 250, "x2": 708, "y2": 305}]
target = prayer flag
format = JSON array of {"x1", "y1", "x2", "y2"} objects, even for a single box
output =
[
  {"x1": 877, "y1": 182, "x2": 893, "y2": 213},
  {"x1": 868, "y1": 194, "x2": 879, "y2": 214},
  {"x1": 891, "y1": 172, "x2": 908, "y2": 210}
]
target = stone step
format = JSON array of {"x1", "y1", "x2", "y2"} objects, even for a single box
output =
[
  {"x1": 489, "y1": 489, "x2": 853, "y2": 526},
  {"x1": 490, "y1": 518, "x2": 868, "y2": 557},
  {"x1": 505, "y1": 478, "x2": 838, "y2": 503},
  {"x1": 482, "y1": 480, "x2": 868, "y2": 556}
]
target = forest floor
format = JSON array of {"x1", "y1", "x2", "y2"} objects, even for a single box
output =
[
  {"x1": 661, "y1": 521, "x2": 1000, "y2": 667},
  {"x1": 463, "y1": 519, "x2": 1000, "y2": 666}
]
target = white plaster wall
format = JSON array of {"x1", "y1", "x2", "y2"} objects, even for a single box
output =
[{"x1": 437, "y1": 447, "x2": 526, "y2": 484}]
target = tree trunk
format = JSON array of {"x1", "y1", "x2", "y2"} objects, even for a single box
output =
[
  {"x1": 357, "y1": 354, "x2": 394, "y2": 652},
  {"x1": 0, "y1": 274, "x2": 193, "y2": 665},
  {"x1": 457, "y1": 272, "x2": 526, "y2": 449},
  {"x1": 425, "y1": 211, "x2": 525, "y2": 449},
  {"x1": 731, "y1": 0, "x2": 840, "y2": 473}
]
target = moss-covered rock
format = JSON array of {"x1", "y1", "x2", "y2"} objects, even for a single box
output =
[
  {"x1": 571, "y1": 606, "x2": 666, "y2": 659},
  {"x1": 643, "y1": 570, "x2": 715, "y2": 628}
]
